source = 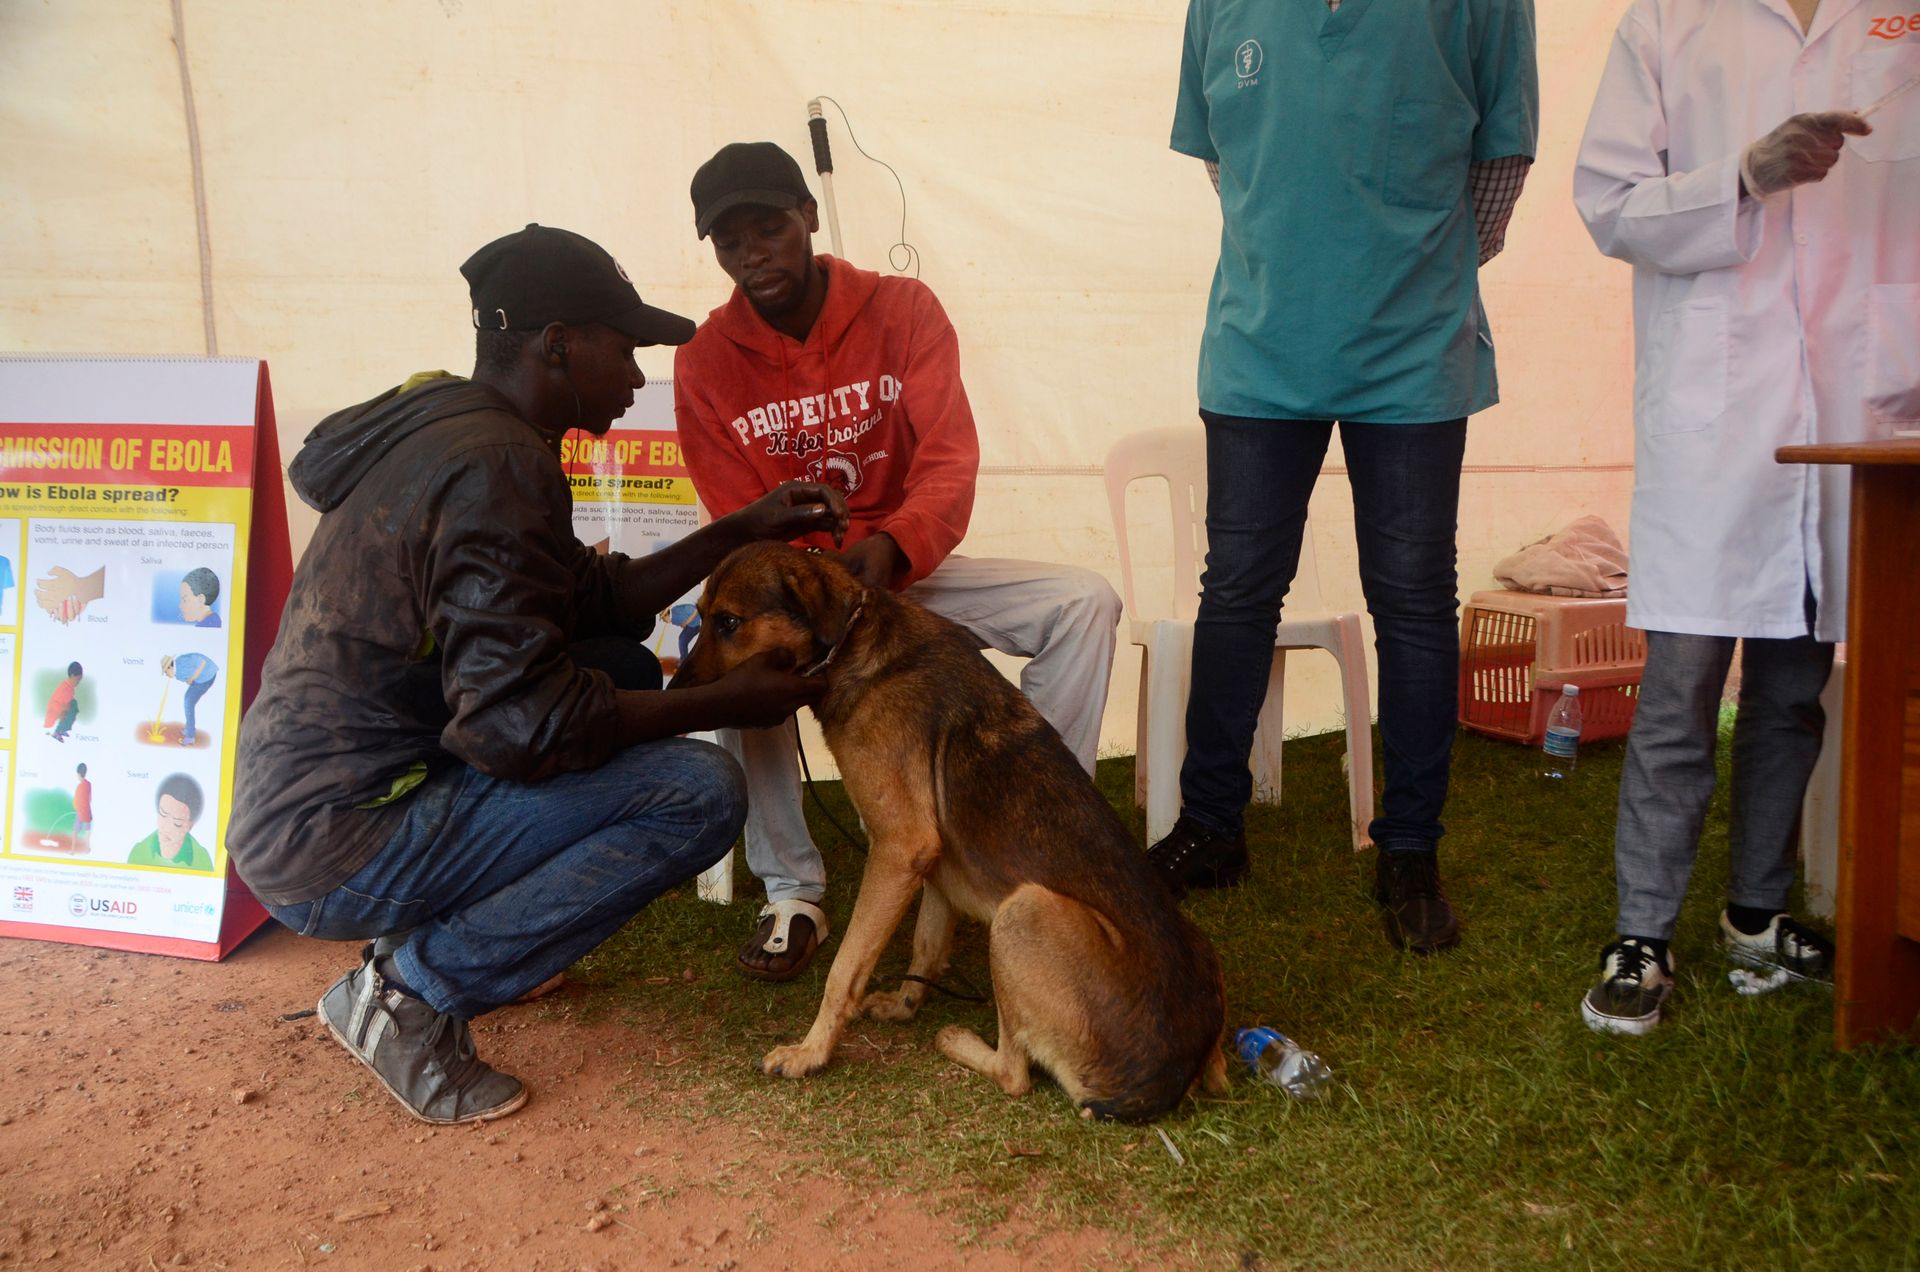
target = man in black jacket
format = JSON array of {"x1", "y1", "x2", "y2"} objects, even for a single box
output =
[{"x1": 230, "y1": 224, "x2": 848, "y2": 1126}]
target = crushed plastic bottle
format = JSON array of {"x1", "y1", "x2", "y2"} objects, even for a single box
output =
[{"x1": 1235, "y1": 1026, "x2": 1333, "y2": 1099}]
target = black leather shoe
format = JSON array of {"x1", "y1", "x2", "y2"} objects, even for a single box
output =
[
  {"x1": 1146, "y1": 815, "x2": 1250, "y2": 897},
  {"x1": 1373, "y1": 849, "x2": 1460, "y2": 954}
]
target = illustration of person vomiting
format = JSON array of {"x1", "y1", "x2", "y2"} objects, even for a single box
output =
[
  {"x1": 44, "y1": 661, "x2": 82, "y2": 742},
  {"x1": 179, "y1": 568, "x2": 221, "y2": 628},
  {"x1": 161, "y1": 653, "x2": 219, "y2": 746},
  {"x1": 128, "y1": 773, "x2": 213, "y2": 871}
]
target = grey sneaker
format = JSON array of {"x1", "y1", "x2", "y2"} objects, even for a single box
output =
[
  {"x1": 1719, "y1": 911, "x2": 1833, "y2": 985},
  {"x1": 318, "y1": 951, "x2": 528, "y2": 1125},
  {"x1": 1581, "y1": 938, "x2": 1673, "y2": 1036}
]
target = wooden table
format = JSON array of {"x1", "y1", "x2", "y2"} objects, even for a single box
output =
[{"x1": 1777, "y1": 438, "x2": 1920, "y2": 1048}]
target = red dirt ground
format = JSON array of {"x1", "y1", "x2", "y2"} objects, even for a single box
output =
[{"x1": 0, "y1": 929, "x2": 1150, "y2": 1270}]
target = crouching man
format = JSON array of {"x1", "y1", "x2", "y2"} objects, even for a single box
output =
[{"x1": 228, "y1": 224, "x2": 849, "y2": 1125}]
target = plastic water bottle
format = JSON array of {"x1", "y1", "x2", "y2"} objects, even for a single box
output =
[
  {"x1": 1235, "y1": 1026, "x2": 1333, "y2": 1099},
  {"x1": 1541, "y1": 683, "x2": 1583, "y2": 780}
]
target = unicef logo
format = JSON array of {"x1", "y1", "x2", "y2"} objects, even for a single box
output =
[{"x1": 1234, "y1": 39, "x2": 1263, "y2": 79}]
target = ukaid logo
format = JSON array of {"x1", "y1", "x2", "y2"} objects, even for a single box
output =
[
  {"x1": 68, "y1": 893, "x2": 138, "y2": 920},
  {"x1": 11, "y1": 886, "x2": 31, "y2": 912}
]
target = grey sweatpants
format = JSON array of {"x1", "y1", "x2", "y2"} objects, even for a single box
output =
[
  {"x1": 1613, "y1": 628, "x2": 1835, "y2": 941},
  {"x1": 722, "y1": 554, "x2": 1123, "y2": 905}
]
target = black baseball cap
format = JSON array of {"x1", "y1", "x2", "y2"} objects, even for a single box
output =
[
  {"x1": 460, "y1": 223, "x2": 695, "y2": 346},
  {"x1": 690, "y1": 142, "x2": 814, "y2": 239}
]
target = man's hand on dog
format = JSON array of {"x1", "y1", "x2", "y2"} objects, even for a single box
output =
[
  {"x1": 707, "y1": 648, "x2": 827, "y2": 728},
  {"x1": 838, "y1": 533, "x2": 902, "y2": 589},
  {"x1": 737, "y1": 481, "x2": 850, "y2": 547}
]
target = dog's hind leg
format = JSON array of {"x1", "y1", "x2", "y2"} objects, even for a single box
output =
[
  {"x1": 1197, "y1": 1035, "x2": 1230, "y2": 1097},
  {"x1": 935, "y1": 999, "x2": 1032, "y2": 1099},
  {"x1": 861, "y1": 882, "x2": 957, "y2": 1023}
]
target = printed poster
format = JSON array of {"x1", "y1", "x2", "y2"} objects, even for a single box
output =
[
  {"x1": 565, "y1": 379, "x2": 703, "y2": 678},
  {"x1": 0, "y1": 357, "x2": 287, "y2": 957}
]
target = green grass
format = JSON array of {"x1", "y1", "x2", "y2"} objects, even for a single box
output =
[{"x1": 555, "y1": 726, "x2": 1920, "y2": 1269}]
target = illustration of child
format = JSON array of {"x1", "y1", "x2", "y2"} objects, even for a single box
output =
[
  {"x1": 178, "y1": 568, "x2": 221, "y2": 628},
  {"x1": 44, "y1": 661, "x2": 82, "y2": 742},
  {"x1": 160, "y1": 653, "x2": 219, "y2": 745},
  {"x1": 73, "y1": 763, "x2": 93, "y2": 851},
  {"x1": 127, "y1": 774, "x2": 212, "y2": 871}
]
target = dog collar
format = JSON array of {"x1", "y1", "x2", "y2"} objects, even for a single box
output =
[{"x1": 801, "y1": 594, "x2": 866, "y2": 676}]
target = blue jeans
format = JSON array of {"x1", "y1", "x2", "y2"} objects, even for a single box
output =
[
  {"x1": 182, "y1": 674, "x2": 213, "y2": 743},
  {"x1": 1180, "y1": 411, "x2": 1467, "y2": 849},
  {"x1": 263, "y1": 640, "x2": 743, "y2": 1018}
]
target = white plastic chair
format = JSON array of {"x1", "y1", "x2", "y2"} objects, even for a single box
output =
[{"x1": 1105, "y1": 426, "x2": 1375, "y2": 852}]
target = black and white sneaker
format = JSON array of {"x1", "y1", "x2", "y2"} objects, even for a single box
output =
[
  {"x1": 1581, "y1": 938, "x2": 1674, "y2": 1036},
  {"x1": 1719, "y1": 911, "x2": 1833, "y2": 985}
]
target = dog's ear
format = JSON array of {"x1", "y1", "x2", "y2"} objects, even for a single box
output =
[{"x1": 778, "y1": 553, "x2": 864, "y2": 667}]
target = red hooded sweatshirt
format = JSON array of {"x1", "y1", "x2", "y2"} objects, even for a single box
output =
[{"x1": 673, "y1": 256, "x2": 979, "y2": 589}]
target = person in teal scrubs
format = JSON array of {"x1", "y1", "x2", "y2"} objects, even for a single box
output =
[{"x1": 1150, "y1": 0, "x2": 1538, "y2": 956}]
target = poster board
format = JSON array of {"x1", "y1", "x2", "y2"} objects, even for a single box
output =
[
  {"x1": 564, "y1": 378, "x2": 736, "y2": 901},
  {"x1": 0, "y1": 357, "x2": 291, "y2": 959},
  {"x1": 565, "y1": 379, "x2": 703, "y2": 678}
]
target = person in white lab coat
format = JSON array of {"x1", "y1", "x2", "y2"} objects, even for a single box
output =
[{"x1": 1572, "y1": 0, "x2": 1918, "y2": 1035}]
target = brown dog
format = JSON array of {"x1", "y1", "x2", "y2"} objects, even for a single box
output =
[{"x1": 672, "y1": 543, "x2": 1228, "y2": 1121}]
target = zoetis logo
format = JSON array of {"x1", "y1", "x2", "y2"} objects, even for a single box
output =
[
  {"x1": 1234, "y1": 38, "x2": 1264, "y2": 85},
  {"x1": 1870, "y1": 12, "x2": 1919, "y2": 37}
]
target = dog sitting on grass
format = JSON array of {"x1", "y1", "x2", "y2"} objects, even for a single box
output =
[{"x1": 672, "y1": 543, "x2": 1227, "y2": 1121}]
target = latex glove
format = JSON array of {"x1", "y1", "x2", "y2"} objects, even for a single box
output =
[
  {"x1": 838, "y1": 533, "x2": 902, "y2": 590},
  {"x1": 1741, "y1": 111, "x2": 1872, "y2": 197},
  {"x1": 732, "y1": 480, "x2": 850, "y2": 547}
]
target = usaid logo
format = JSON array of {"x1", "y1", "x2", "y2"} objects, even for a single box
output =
[
  {"x1": 1234, "y1": 39, "x2": 1263, "y2": 80},
  {"x1": 70, "y1": 893, "x2": 138, "y2": 920}
]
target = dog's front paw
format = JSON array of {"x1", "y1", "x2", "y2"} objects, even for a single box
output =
[
  {"x1": 761, "y1": 1043, "x2": 830, "y2": 1079},
  {"x1": 859, "y1": 989, "x2": 919, "y2": 1022}
]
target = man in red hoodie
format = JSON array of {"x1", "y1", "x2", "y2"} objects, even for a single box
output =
[{"x1": 675, "y1": 141, "x2": 1124, "y2": 981}]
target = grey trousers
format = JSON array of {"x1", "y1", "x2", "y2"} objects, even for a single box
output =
[
  {"x1": 723, "y1": 554, "x2": 1123, "y2": 905},
  {"x1": 1613, "y1": 629, "x2": 1835, "y2": 941}
]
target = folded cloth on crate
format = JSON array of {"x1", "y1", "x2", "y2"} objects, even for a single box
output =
[{"x1": 1493, "y1": 516, "x2": 1628, "y2": 598}]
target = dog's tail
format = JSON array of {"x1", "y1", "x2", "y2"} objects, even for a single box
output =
[{"x1": 1078, "y1": 1083, "x2": 1190, "y2": 1124}]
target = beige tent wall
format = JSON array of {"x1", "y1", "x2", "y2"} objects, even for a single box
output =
[{"x1": 0, "y1": 0, "x2": 1636, "y2": 763}]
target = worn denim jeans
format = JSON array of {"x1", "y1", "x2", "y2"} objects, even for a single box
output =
[
  {"x1": 263, "y1": 639, "x2": 746, "y2": 1018},
  {"x1": 1179, "y1": 411, "x2": 1467, "y2": 849}
]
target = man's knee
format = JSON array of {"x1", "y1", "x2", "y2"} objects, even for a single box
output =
[
  {"x1": 611, "y1": 736, "x2": 746, "y2": 865},
  {"x1": 1049, "y1": 565, "x2": 1124, "y2": 634}
]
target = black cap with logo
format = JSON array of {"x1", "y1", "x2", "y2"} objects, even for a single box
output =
[
  {"x1": 460, "y1": 224, "x2": 695, "y2": 346},
  {"x1": 690, "y1": 142, "x2": 814, "y2": 239}
]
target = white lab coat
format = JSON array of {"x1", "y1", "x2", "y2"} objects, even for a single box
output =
[{"x1": 1574, "y1": 0, "x2": 1919, "y2": 641}]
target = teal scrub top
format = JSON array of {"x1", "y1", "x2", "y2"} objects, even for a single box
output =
[{"x1": 1172, "y1": 0, "x2": 1538, "y2": 423}]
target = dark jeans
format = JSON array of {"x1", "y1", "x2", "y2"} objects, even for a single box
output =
[
  {"x1": 1179, "y1": 411, "x2": 1467, "y2": 850},
  {"x1": 263, "y1": 639, "x2": 744, "y2": 1018}
]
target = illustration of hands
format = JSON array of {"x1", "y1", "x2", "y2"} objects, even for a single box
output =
[{"x1": 35, "y1": 566, "x2": 105, "y2": 624}]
